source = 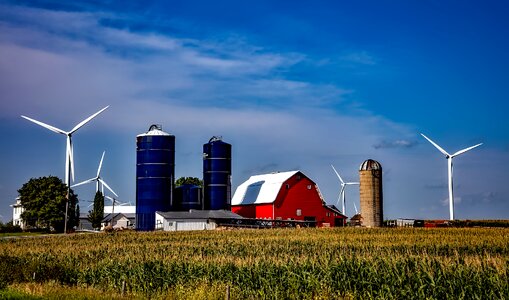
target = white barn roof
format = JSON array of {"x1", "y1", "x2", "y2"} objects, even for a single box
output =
[{"x1": 231, "y1": 170, "x2": 300, "y2": 205}]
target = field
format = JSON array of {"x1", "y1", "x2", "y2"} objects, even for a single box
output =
[{"x1": 0, "y1": 228, "x2": 507, "y2": 299}]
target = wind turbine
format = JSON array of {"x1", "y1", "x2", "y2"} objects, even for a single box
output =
[
  {"x1": 21, "y1": 106, "x2": 109, "y2": 233},
  {"x1": 72, "y1": 151, "x2": 118, "y2": 198},
  {"x1": 331, "y1": 165, "x2": 360, "y2": 216},
  {"x1": 421, "y1": 133, "x2": 482, "y2": 220}
]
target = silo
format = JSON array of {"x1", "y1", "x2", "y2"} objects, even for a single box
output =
[
  {"x1": 359, "y1": 159, "x2": 383, "y2": 227},
  {"x1": 136, "y1": 125, "x2": 175, "y2": 231},
  {"x1": 203, "y1": 136, "x2": 231, "y2": 210},
  {"x1": 174, "y1": 184, "x2": 202, "y2": 211}
]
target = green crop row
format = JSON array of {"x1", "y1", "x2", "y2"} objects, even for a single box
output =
[{"x1": 0, "y1": 228, "x2": 507, "y2": 299}]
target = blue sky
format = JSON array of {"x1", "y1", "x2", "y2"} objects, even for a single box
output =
[{"x1": 1, "y1": 0, "x2": 508, "y2": 222}]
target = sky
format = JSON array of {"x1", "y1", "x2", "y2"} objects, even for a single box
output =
[{"x1": 1, "y1": 0, "x2": 508, "y2": 222}]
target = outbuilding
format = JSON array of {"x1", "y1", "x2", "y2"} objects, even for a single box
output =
[
  {"x1": 155, "y1": 210, "x2": 243, "y2": 231},
  {"x1": 231, "y1": 171, "x2": 346, "y2": 227}
]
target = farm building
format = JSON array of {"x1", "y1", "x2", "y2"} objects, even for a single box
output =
[
  {"x1": 231, "y1": 171, "x2": 346, "y2": 227},
  {"x1": 155, "y1": 210, "x2": 243, "y2": 231},
  {"x1": 10, "y1": 197, "x2": 25, "y2": 229}
]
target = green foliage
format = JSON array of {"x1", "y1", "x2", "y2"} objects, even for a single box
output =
[
  {"x1": 0, "y1": 221, "x2": 22, "y2": 234},
  {"x1": 88, "y1": 192, "x2": 104, "y2": 230},
  {"x1": 175, "y1": 177, "x2": 203, "y2": 187},
  {"x1": 0, "y1": 228, "x2": 507, "y2": 299},
  {"x1": 18, "y1": 176, "x2": 78, "y2": 232}
]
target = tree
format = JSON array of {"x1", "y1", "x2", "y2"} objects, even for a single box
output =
[
  {"x1": 175, "y1": 177, "x2": 203, "y2": 187},
  {"x1": 18, "y1": 176, "x2": 78, "y2": 232},
  {"x1": 88, "y1": 191, "x2": 104, "y2": 230}
]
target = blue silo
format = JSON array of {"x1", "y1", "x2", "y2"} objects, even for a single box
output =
[
  {"x1": 203, "y1": 136, "x2": 231, "y2": 210},
  {"x1": 174, "y1": 184, "x2": 202, "y2": 211},
  {"x1": 136, "y1": 125, "x2": 175, "y2": 231}
]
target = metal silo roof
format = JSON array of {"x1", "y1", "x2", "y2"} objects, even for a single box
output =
[
  {"x1": 136, "y1": 124, "x2": 172, "y2": 137},
  {"x1": 359, "y1": 159, "x2": 382, "y2": 171}
]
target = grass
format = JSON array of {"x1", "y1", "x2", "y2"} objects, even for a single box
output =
[
  {"x1": 0, "y1": 232, "x2": 46, "y2": 238},
  {"x1": 0, "y1": 227, "x2": 507, "y2": 299}
]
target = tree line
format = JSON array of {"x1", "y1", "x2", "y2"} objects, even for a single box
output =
[{"x1": 14, "y1": 175, "x2": 203, "y2": 233}]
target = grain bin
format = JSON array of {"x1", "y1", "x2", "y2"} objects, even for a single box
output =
[
  {"x1": 359, "y1": 159, "x2": 383, "y2": 227},
  {"x1": 203, "y1": 136, "x2": 231, "y2": 210},
  {"x1": 136, "y1": 125, "x2": 175, "y2": 231},
  {"x1": 174, "y1": 184, "x2": 202, "y2": 211}
]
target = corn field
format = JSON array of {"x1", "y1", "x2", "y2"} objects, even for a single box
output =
[{"x1": 0, "y1": 228, "x2": 508, "y2": 299}]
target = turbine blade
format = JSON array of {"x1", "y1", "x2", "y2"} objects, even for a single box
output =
[
  {"x1": 421, "y1": 133, "x2": 450, "y2": 157},
  {"x1": 452, "y1": 143, "x2": 483, "y2": 157},
  {"x1": 330, "y1": 165, "x2": 345, "y2": 184},
  {"x1": 104, "y1": 195, "x2": 114, "y2": 204},
  {"x1": 70, "y1": 106, "x2": 109, "y2": 134},
  {"x1": 21, "y1": 115, "x2": 67, "y2": 135},
  {"x1": 97, "y1": 151, "x2": 105, "y2": 177},
  {"x1": 346, "y1": 182, "x2": 360, "y2": 185},
  {"x1": 71, "y1": 178, "x2": 96, "y2": 188},
  {"x1": 99, "y1": 178, "x2": 118, "y2": 197},
  {"x1": 353, "y1": 203, "x2": 358, "y2": 214}
]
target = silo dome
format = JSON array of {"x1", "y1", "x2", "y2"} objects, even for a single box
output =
[{"x1": 360, "y1": 159, "x2": 382, "y2": 171}]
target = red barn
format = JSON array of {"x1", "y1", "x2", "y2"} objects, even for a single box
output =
[{"x1": 231, "y1": 171, "x2": 346, "y2": 227}]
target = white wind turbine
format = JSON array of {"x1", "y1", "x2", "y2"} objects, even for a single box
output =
[
  {"x1": 72, "y1": 151, "x2": 118, "y2": 198},
  {"x1": 21, "y1": 106, "x2": 109, "y2": 233},
  {"x1": 331, "y1": 165, "x2": 360, "y2": 216},
  {"x1": 421, "y1": 133, "x2": 482, "y2": 220}
]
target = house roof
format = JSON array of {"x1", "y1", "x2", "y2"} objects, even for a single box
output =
[
  {"x1": 156, "y1": 210, "x2": 243, "y2": 220},
  {"x1": 102, "y1": 213, "x2": 136, "y2": 222},
  {"x1": 231, "y1": 170, "x2": 301, "y2": 205}
]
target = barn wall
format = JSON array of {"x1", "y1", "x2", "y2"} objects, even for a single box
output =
[
  {"x1": 232, "y1": 203, "x2": 273, "y2": 219},
  {"x1": 232, "y1": 205, "x2": 255, "y2": 218},
  {"x1": 274, "y1": 175, "x2": 343, "y2": 227}
]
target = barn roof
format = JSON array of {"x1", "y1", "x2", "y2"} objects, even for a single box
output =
[{"x1": 231, "y1": 170, "x2": 302, "y2": 205}]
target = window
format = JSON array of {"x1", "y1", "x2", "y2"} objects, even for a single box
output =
[
  {"x1": 286, "y1": 184, "x2": 290, "y2": 189},
  {"x1": 296, "y1": 209, "x2": 302, "y2": 216},
  {"x1": 307, "y1": 185, "x2": 312, "y2": 190}
]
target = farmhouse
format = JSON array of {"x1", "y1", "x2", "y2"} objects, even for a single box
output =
[
  {"x1": 10, "y1": 197, "x2": 25, "y2": 229},
  {"x1": 231, "y1": 171, "x2": 346, "y2": 227}
]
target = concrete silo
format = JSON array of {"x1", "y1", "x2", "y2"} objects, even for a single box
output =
[{"x1": 359, "y1": 159, "x2": 383, "y2": 227}]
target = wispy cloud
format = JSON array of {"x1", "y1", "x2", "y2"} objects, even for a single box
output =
[
  {"x1": 341, "y1": 51, "x2": 376, "y2": 65},
  {"x1": 373, "y1": 139, "x2": 418, "y2": 149}
]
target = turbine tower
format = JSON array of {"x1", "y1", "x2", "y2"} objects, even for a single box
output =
[
  {"x1": 21, "y1": 106, "x2": 109, "y2": 233},
  {"x1": 331, "y1": 164, "x2": 359, "y2": 216},
  {"x1": 72, "y1": 151, "x2": 118, "y2": 197},
  {"x1": 421, "y1": 133, "x2": 482, "y2": 220}
]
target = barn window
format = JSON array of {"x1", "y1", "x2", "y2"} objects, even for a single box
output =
[
  {"x1": 296, "y1": 209, "x2": 302, "y2": 216},
  {"x1": 326, "y1": 212, "x2": 330, "y2": 217},
  {"x1": 307, "y1": 184, "x2": 312, "y2": 190},
  {"x1": 286, "y1": 184, "x2": 290, "y2": 189}
]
